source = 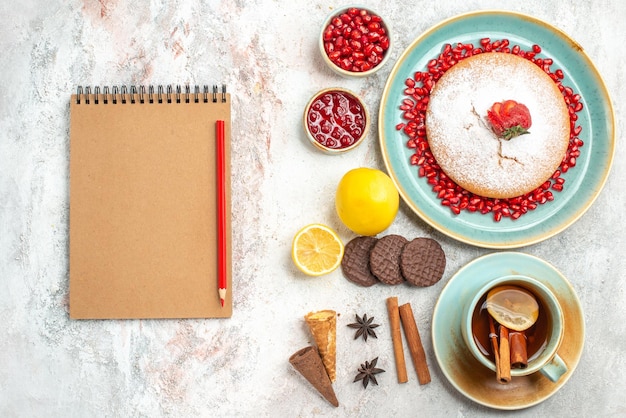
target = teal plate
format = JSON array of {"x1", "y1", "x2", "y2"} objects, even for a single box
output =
[
  {"x1": 379, "y1": 10, "x2": 615, "y2": 248},
  {"x1": 431, "y1": 252, "x2": 584, "y2": 409}
]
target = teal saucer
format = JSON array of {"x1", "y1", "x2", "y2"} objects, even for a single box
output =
[{"x1": 431, "y1": 252, "x2": 584, "y2": 409}]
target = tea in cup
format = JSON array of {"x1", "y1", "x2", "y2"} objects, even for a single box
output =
[{"x1": 461, "y1": 275, "x2": 567, "y2": 382}]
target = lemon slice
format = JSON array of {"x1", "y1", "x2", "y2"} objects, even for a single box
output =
[
  {"x1": 486, "y1": 285, "x2": 539, "y2": 331},
  {"x1": 291, "y1": 224, "x2": 344, "y2": 276}
]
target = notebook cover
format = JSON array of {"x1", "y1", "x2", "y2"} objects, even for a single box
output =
[{"x1": 69, "y1": 89, "x2": 232, "y2": 319}]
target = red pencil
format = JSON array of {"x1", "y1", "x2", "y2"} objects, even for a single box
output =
[{"x1": 216, "y1": 120, "x2": 227, "y2": 307}]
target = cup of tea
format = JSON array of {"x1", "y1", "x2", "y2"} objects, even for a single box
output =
[{"x1": 461, "y1": 274, "x2": 567, "y2": 382}]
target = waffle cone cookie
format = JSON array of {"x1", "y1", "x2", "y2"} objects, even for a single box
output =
[
  {"x1": 289, "y1": 346, "x2": 339, "y2": 407},
  {"x1": 304, "y1": 310, "x2": 337, "y2": 381}
]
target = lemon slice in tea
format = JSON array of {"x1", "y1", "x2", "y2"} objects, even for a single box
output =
[
  {"x1": 486, "y1": 285, "x2": 539, "y2": 331},
  {"x1": 291, "y1": 224, "x2": 344, "y2": 276}
]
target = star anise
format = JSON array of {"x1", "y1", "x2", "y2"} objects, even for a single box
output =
[
  {"x1": 353, "y1": 357, "x2": 385, "y2": 389},
  {"x1": 347, "y1": 313, "x2": 380, "y2": 341}
]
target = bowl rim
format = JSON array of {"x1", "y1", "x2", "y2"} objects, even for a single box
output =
[
  {"x1": 318, "y1": 4, "x2": 393, "y2": 78},
  {"x1": 302, "y1": 87, "x2": 370, "y2": 154}
]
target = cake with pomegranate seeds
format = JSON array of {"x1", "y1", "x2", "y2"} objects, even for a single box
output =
[{"x1": 425, "y1": 52, "x2": 570, "y2": 199}]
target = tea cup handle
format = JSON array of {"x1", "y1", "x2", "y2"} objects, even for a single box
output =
[{"x1": 539, "y1": 354, "x2": 567, "y2": 382}]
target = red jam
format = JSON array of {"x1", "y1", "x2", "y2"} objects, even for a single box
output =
[{"x1": 306, "y1": 90, "x2": 367, "y2": 150}]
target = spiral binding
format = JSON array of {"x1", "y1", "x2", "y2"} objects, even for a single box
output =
[{"x1": 75, "y1": 84, "x2": 227, "y2": 105}]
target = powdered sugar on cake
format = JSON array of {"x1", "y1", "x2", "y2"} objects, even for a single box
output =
[{"x1": 425, "y1": 52, "x2": 570, "y2": 199}]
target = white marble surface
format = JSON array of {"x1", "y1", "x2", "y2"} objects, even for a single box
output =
[{"x1": 1, "y1": 0, "x2": 625, "y2": 416}]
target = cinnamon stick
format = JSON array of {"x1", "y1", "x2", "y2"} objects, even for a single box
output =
[
  {"x1": 498, "y1": 325, "x2": 512, "y2": 383},
  {"x1": 398, "y1": 303, "x2": 431, "y2": 385},
  {"x1": 488, "y1": 315, "x2": 502, "y2": 382},
  {"x1": 386, "y1": 297, "x2": 408, "y2": 383},
  {"x1": 509, "y1": 331, "x2": 528, "y2": 369}
]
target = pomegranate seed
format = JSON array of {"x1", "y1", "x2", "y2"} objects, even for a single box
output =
[{"x1": 572, "y1": 125, "x2": 582, "y2": 136}]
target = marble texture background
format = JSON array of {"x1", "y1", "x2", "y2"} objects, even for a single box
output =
[{"x1": 1, "y1": 0, "x2": 624, "y2": 416}]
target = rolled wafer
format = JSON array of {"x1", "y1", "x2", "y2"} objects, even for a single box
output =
[
  {"x1": 304, "y1": 310, "x2": 337, "y2": 381},
  {"x1": 289, "y1": 346, "x2": 339, "y2": 407}
]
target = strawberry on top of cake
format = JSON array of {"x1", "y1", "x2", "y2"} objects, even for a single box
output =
[{"x1": 487, "y1": 99, "x2": 531, "y2": 140}]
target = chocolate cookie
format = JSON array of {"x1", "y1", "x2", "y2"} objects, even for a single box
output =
[
  {"x1": 400, "y1": 237, "x2": 446, "y2": 287},
  {"x1": 341, "y1": 236, "x2": 379, "y2": 287},
  {"x1": 369, "y1": 234, "x2": 408, "y2": 285}
]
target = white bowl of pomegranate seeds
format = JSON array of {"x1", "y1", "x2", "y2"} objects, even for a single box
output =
[
  {"x1": 303, "y1": 87, "x2": 370, "y2": 154},
  {"x1": 320, "y1": 6, "x2": 392, "y2": 77}
]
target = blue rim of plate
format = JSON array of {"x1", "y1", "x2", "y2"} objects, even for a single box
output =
[
  {"x1": 379, "y1": 10, "x2": 615, "y2": 249},
  {"x1": 431, "y1": 251, "x2": 584, "y2": 409}
]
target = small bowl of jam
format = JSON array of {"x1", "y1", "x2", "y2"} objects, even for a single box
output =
[
  {"x1": 303, "y1": 87, "x2": 369, "y2": 154},
  {"x1": 319, "y1": 6, "x2": 392, "y2": 77}
]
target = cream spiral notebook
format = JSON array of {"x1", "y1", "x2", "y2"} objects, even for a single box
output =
[{"x1": 69, "y1": 84, "x2": 232, "y2": 319}]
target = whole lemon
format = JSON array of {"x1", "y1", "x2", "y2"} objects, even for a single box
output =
[{"x1": 335, "y1": 167, "x2": 399, "y2": 236}]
